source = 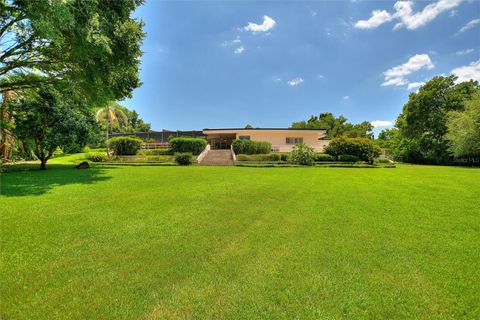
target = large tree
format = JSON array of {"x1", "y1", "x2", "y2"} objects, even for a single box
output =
[
  {"x1": 396, "y1": 76, "x2": 479, "y2": 164},
  {"x1": 10, "y1": 86, "x2": 96, "y2": 170},
  {"x1": 291, "y1": 112, "x2": 374, "y2": 139},
  {"x1": 0, "y1": 0, "x2": 145, "y2": 105}
]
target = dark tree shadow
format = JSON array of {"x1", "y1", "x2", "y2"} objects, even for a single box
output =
[{"x1": 1, "y1": 164, "x2": 115, "y2": 197}]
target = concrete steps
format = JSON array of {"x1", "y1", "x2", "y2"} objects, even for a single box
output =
[{"x1": 199, "y1": 149, "x2": 233, "y2": 166}]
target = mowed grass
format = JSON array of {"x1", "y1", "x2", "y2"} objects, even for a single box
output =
[{"x1": 1, "y1": 164, "x2": 479, "y2": 319}]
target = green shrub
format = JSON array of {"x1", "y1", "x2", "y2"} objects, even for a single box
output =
[
  {"x1": 82, "y1": 146, "x2": 92, "y2": 153},
  {"x1": 325, "y1": 136, "x2": 381, "y2": 163},
  {"x1": 137, "y1": 149, "x2": 173, "y2": 156},
  {"x1": 145, "y1": 155, "x2": 170, "y2": 162},
  {"x1": 290, "y1": 143, "x2": 315, "y2": 165},
  {"x1": 338, "y1": 154, "x2": 359, "y2": 162},
  {"x1": 280, "y1": 153, "x2": 289, "y2": 162},
  {"x1": 170, "y1": 138, "x2": 207, "y2": 155},
  {"x1": 374, "y1": 158, "x2": 390, "y2": 164},
  {"x1": 109, "y1": 136, "x2": 143, "y2": 155},
  {"x1": 315, "y1": 153, "x2": 335, "y2": 162},
  {"x1": 232, "y1": 139, "x2": 272, "y2": 154},
  {"x1": 236, "y1": 153, "x2": 282, "y2": 161},
  {"x1": 174, "y1": 153, "x2": 193, "y2": 165},
  {"x1": 87, "y1": 152, "x2": 108, "y2": 162}
]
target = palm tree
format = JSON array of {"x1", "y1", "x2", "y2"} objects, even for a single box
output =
[{"x1": 96, "y1": 104, "x2": 128, "y2": 155}]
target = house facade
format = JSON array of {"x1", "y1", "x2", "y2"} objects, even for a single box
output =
[{"x1": 203, "y1": 128, "x2": 329, "y2": 152}]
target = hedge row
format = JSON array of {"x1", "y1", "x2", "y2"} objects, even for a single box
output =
[
  {"x1": 232, "y1": 139, "x2": 271, "y2": 154},
  {"x1": 325, "y1": 136, "x2": 381, "y2": 162},
  {"x1": 109, "y1": 136, "x2": 143, "y2": 155},
  {"x1": 170, "y1": 138, "x2": 207, "y2": 155}
]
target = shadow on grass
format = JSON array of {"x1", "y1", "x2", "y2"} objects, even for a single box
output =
[{"x1": 1, "y1": 164, "x2": 114, "y2": 197}]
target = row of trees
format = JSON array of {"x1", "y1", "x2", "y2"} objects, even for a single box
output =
[
  {"x1": 291, "y1": 112, "x2": 374, "y2": 139},
  {"x1": 1, "y1": 0, "x2": 146, "y2": 168},
  {"x1": 377, "y1": 76, "x2": 479, "y2": 164}
]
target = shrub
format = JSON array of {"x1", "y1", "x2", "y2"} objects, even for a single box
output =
[
  {"x1": 138, "y1": 149, "x2": 173, "y2": 156},
  {"x1": 145, "y1": 155, "x2": 170, "y2": 162},
  {"x1": 325, "y1": 136, "x2": 381, "y2": 163},
  {"x1": 87, "y1": 152, "x2": 108, "y2": 162},
  {"x1": 170, "y1": 137, "x2": 207, "y2": 155},
  {"x1": 338, "y1": 154, "x2": 359, "y2": 162},
  {"x1": 82, "y1": 146, "x2": 92, "y2": 153},
  {"x1": 290, "y1": 143, "x2": 315, "y2": 165},
  {"x1": 174, "y1": 153, "x2": 193, "y2": 165},
  {"x1": 280, "y1": 153, "x2": 289, "y2": 161},
  {"x1": 236, "y1": 153, "x2": 282, "y2": 161},
  {"x1": 232, "y1": 139, "x2": 272, "y2": 154},
  {"x1": 315, "y1": 153, "x2": 335, "y2": 162},
  {"x1": 109, "y1": 136, "x2": 143, "y2": 155},
  {"x1": 374, "y1": 157, "x2": 390, "y2": 164}
]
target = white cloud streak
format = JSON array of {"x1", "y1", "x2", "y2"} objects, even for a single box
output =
[
  {"x1": 287, "y1": 78, "x2": 304, "y2": 86},
  {"x1": 244, "y1": 16, "x2": 276, "y2": 33},
  {"x1": 451, "y1": 60, "x2": 480, "y2": 83},
  {"x1": 458, "y1": 18, "x2": 480, "y2": 33},
  {"x1": 407, "y1": 82, "x2": 425, "y2": 90},
  {"x1": 382, "y1": 54, "x2": 434, "y2": 87},
  {"x1": 355, "y1": 0, "x2": 464, "y2": 30},
  {"x1": 371, "y1": 120, "x2": 393, "y2": 128},
  {"x1": 456, "y1": 48, "x2": 475, "y2": 55}
]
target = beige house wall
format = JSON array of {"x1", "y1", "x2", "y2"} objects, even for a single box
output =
[{"x1": 203, "y1": 129, "x2": 329, "y2": 152}]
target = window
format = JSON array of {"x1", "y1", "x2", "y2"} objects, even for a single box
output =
[
  {"x1": 286, "y1": 137, "x2": 303, "y2": 144},
  {"x1": 239, "y1": 135, "x2": 250, "y2": 140}
]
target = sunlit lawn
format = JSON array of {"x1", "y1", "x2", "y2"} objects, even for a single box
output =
[{"x1": 1, "y1": 163, "x2": 479, "y2": 319}]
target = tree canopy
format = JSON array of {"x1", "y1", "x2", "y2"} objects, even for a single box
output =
[
  {"x1": 9, "y1": 85, "x2": 96, "y2": 169},
  {"x1": 291, "y1": 112, "x2": 374, "y2": 139},
  {"x1": 0, "y1": 0, "x2": 145, "y2": 105}
]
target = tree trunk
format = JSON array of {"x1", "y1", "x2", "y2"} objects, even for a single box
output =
[{"x1": 40, "y1": 159, "x2": 47, "y2": 170}]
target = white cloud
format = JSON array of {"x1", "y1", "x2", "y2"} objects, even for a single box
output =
[
  {"x1": 222, "y1": 36, "x2": 241, "y2": 47},
  {"x1": 234, "y1": 46, "x2": 245, "y2": 55},
  {"x1": 451, "y1": 60, "x2": 480, "y2": 83},
  {"x1": 244, "y1": 16, "x2": 276, "y2": 33},
  {"x1": 407, "y1": 82, "x2": 425, "y2": 90},
  {"x1": 287, "y1": 78, "x2": 304, "y2": 86},
  {"x1": 355, "y1": 10, "x2": 393, "y2": 29},
  {"x1": 456, "y1": 48, "x2": 475, "y2": 55},
  {"x1": 355, "y1": 0, "x2": 464, "y2": 30},
  {"x1": 343, "y1": 95, "x2": 350, "y2": 100},
  {"x1": 458, "y1": 18, "x2": 480, "y2": 33},
  {"x1": 371, "y1": 120, "x2": 393, "y2": 128},
  {"x1": 382, "y1": 54, "x2": 434, "y2": 87}
]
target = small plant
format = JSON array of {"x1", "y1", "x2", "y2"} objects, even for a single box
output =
[
  {"x1": 338, "y1": 154, "x2": 359, "y2": 162},
  {"x1": 174, "y1": 153, "x2": 193, "y2": 165},
  {"x1": 108, "y1": 136, "x2": 143, "y2": 155},
  {"x1": 87, "y1": 152, "x2": 108, "y2": 162},
  {"x1": 290, "y1": 143, "x2": 315, "y2": 165},
  {"x1": 315, "y1": 153, "x2": 335, "y2": 162},
  {"x1": 170, "y1": 137, "x2": 207, "y2": 155},
  {"x1": 280, "y1": 153, "x2": 289, "y2": 162},
  {"x1": 374, "y1": 158, "x2": 391, "y2": 164}
]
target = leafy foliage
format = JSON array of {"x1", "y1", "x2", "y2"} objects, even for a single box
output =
[
  {"x1": 86, "y1": 152, "x2": 108, "y2": 162},
  {"x1": 108, "y1": 136, "x2": 143, "y2": 155},
  {"x1": 231, "y1": 139, "x2": 272, "y2": 155},
  {"x1": 9, "y1": 86, "x2": 96, "y2": 169},
  {"x1": 236, "y1": 153, "x2": 282, "y2": 161},
  {"x1": 338, "y1": 155, "x2": 359, "y2": 162},
  {"x1": 325, "y1": 136, "x2": 381, "y2": 163},
  {"x1": 169, "y1": 137, "x2": 207, "y2": 155},
  {"x1": 445, "y1": 93, "x2": 480, "y2": 158},
  {"x1": 174, "y1": 152, "x2": 193, "y2": 165},
  {"x1": 290, "y1": 143, "x2": 315, "y2": 165},
  {"x1": 314, "y1": 153, "x2": 335, "y2": 162},
  {"x1": 396, "y1": 76, "x2": 479, "y2": 164},
  {"x1": 1, "y1": 0, "x2": 145, "y2": 104},
  {"x1": 291, "y1": 112, "x2": 374, "y2": 138}
]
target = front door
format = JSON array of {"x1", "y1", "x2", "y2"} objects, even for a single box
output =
[{"x1": 208, "y1": 134, "x2": 235, "y2": 149}]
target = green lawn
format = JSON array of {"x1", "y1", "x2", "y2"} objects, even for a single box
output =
[{"x1": 1, "y1": 164, "x2": 479, "y2": 319}]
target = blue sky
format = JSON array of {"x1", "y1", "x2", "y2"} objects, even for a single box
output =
[{"x1": 123, "y1": 0, "x2": 480, "y2": 134}]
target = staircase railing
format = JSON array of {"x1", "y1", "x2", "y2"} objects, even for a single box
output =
[{"x1": 197, "y1": 144, "x2": 211, "y2": 164}]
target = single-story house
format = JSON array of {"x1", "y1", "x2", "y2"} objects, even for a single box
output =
[{"x1": 203, "y1": 128, "x2": 329, "y2": 152}]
